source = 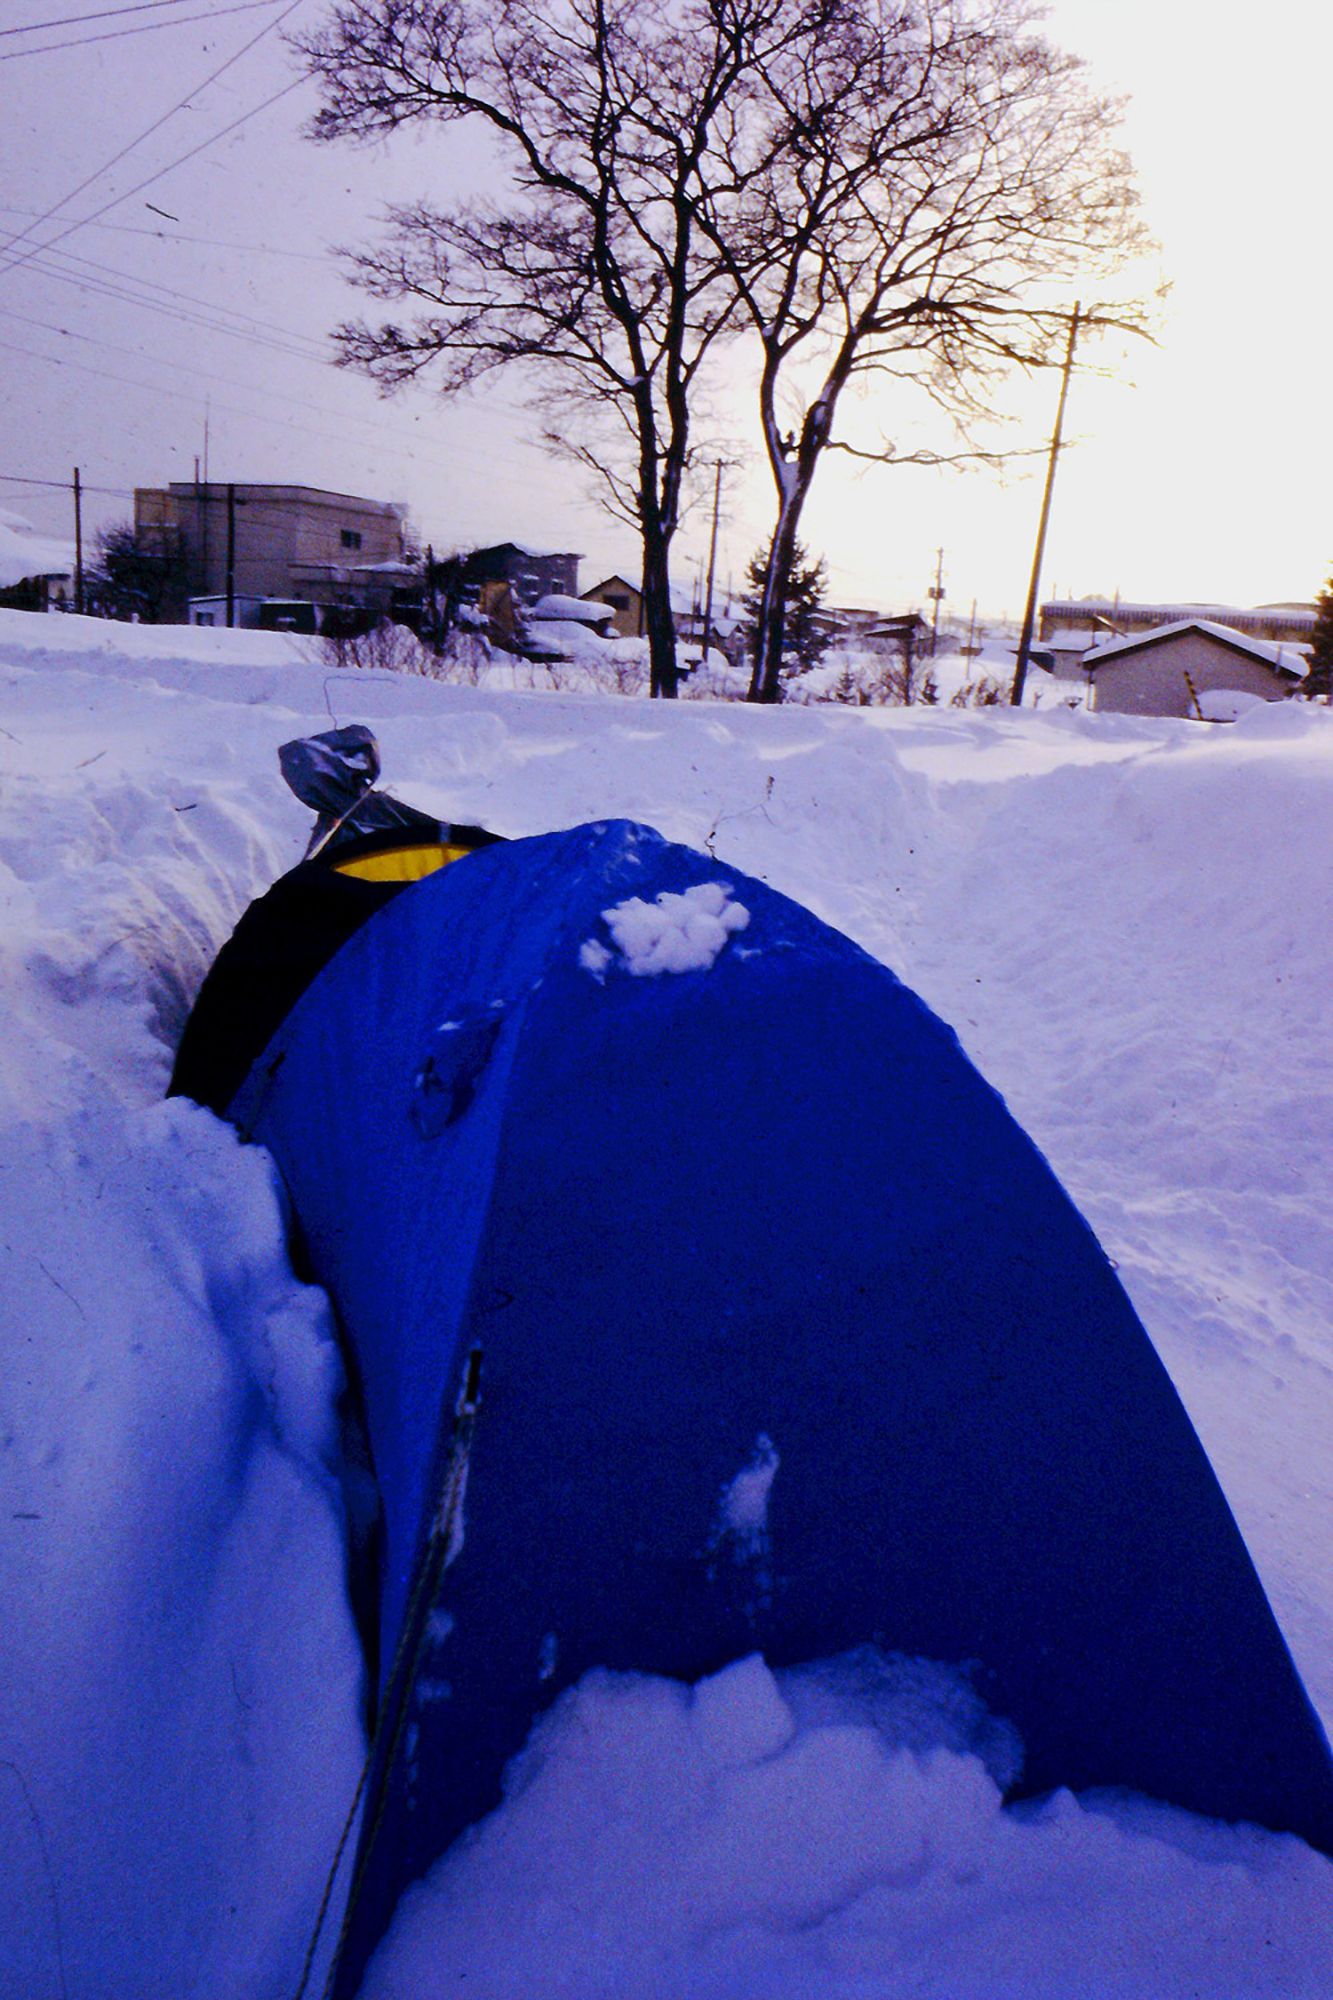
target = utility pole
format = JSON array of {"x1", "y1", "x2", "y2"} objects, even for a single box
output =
[
  {"x1": 702, "y1": 460, "x2": 723, "y2": 667},
  {"x1": 225, "y1": 481, "x2": 237, "y2": 628},
  {"x1": 73, "y1": 466, "x2": 84, "y2": 615},
  {"x1": 928, "y1": 546, "x2": 945, "y2": 656},
  {"x1": 1010, "y1": 302, "x2": 1081, "y2": 707}
]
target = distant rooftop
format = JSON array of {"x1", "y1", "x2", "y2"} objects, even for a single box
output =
[{"x1": 1043, "y1": 597, "x2": 1316, "y2": 638}]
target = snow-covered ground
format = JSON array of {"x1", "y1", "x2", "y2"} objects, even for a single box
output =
[{"x1": 2, "y1": 607, "x2": 1331, "y2": 1997}]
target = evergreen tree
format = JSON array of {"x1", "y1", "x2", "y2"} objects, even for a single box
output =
[
  {"x1": 740, "y1": 542, "x2": 832, "y2": 679},
  {"x1": 1306, "y1": 573, "x2": 1333, "y2": 699}
]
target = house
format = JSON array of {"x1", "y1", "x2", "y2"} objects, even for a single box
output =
[
  {"x1": 1084, "y1": 620, "x2": 1307, "y2": 718},
  {"x1": 581, "y1": 575, "x2": 642, "y2": 638},
  {"x1": 0, "y1": 508, "x2": 75, "y2": 613},
  {"x1": 134, "y1": 483, "x2": 415, "y2": 625},
  {"x1": 432, "y1": 544, "x2": 582, "y2": 651},
  {"x1": 864, "y1": 611, "x2": 932, "y2": 658}
]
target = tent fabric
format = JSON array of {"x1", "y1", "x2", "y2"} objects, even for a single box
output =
[
  {"x1": 222, "y1": 819, "x2": 1333, "y2": 1997},
  {"x1": 169, "y1": 826, "x2": 502, "y2": 1116}
]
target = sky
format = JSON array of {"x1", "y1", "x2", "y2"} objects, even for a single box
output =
[{"x1": 3, "y1": 0, "x2": 1330, "y2": 622}]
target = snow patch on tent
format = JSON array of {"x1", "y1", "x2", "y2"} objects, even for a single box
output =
[
  {"x1": 360, "y1": 1653, "x2": 1333, "y2": 2000},
  {"x1": 580, "y1": 880, "x2": 750, "y2": 979},
  {"x1": 715, "y1": 1431, "x2": 780, "y2": 1558}
]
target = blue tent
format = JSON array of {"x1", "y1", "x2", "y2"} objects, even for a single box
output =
[{"x1": 226, "y1": 819, "x2": 1333, "y2": 1995}]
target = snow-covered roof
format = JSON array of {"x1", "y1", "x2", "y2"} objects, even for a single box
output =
[
  {"x1": 1085, "y1": 620, "x2": 1308, "y2": 679},
  {"x1": 0, "y1": 513, "x2": 75, "y2": 590},
  {"x1": 1044, "y1": 598, "x2": 1317, "y2": 637},
  {"x1": 530, "y1": 593, "x2": 614, "y2": 624}
]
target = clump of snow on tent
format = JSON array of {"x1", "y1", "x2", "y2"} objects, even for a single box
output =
[
  {"x1": 580, "y1": 879, "x2": 750, "y2": 977},
  {"x1": 362, "y1": 1653, "x2": 1333, "y2": 2000}
]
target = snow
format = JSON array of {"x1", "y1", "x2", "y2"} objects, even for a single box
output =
[
  {"x1": 0, "y1": 511, "x2": 75, "y2": 589},
  {"x1": 715, "y1": 1432, "x2": 780, "y2": 1558},
  {"x1": 581, "y1": 880, "x2": 750, "y2": 978},
  {"x1": 528, "y1": 592, "x2": 613, "y2": 623},
  {"x1": 2, "y1": 605, "x2": 1332, "y2": 1996},
  {"x1": 361, "y1": 1656, "x2": 1333, "y2": 2000}
]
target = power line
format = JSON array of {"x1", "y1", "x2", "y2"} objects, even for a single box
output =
[
  {"x1": 19, "y1": 242, "x2": 331, "y2": 363},
  {"x1": 0, "y1": 0, "x2": 306, "y2": 275},
  {"x1": 0, "y1": 0, "x2": 283, "y2": 62},
  {"x1": 0, "y1": 470, "x2": 133, "y2": 496},
  {"x1": 0, "y1": 73, "x2": 308, "y2": 285},
  {"x1": 0, "y1": 201, "x2": 328, "y2": 263},
  {"x1": 0, "y1": 307, "x2": 450, "y2": 470},
  {"x1": 0, "y1": 334, "x2": 587, "y2": 521},
  {"x1": 0, "y1": 0, "x2": 222, "y2": 37}
]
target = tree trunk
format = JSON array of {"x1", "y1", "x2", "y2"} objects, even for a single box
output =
[
  {"x1": 747, "y1": 494, "x2": 806, "y2": 702},
  {"x1": 641, "y1": 531, "x2": 679, "y2": 699}
]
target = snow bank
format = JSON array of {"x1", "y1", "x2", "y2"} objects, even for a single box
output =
[
  {"x1": 363, "y1": 1654, "x2": 1333, "y2": 2000},
  {"x1": 1, "y1": 607, "x2": 1331, "y2": 1997}
]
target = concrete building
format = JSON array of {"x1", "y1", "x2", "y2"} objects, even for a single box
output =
[
  {"x1": 134, "y1": 483, "x2": 413, "y2": 623},
  {"x1": 1084, "y1": 620, "x2": 1307, "y2": 718}
]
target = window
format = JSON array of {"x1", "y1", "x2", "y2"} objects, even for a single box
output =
[
  {"x1": 606, "y1": 593, "x2": 630, "y2": 611},
  {"x1": 341, "y1": 529, "x2": 363, "y2": 551}
]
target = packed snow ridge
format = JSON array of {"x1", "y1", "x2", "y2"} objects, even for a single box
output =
[{"x1": 580, "y1": 880, "x2": 749, "y2": 978}]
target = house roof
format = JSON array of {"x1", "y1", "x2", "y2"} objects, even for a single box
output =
[
  {"x1": 1085, "y1": 620, "x2": 1308, "y2": 679},
  {"x1": 477, "y1": 542, "x2": 581, "y2": 562},
  {"x1": 0, "y1": 513, "x2": 75, "y2": 590},
  {"x1": 582, "y1": 576, "x2": 639, "y2": 600}
]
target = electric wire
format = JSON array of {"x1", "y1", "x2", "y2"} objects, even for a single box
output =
[
  {"x1": 0, "y1": 308, "x2": 460, "y2": 477},
  {"x1": 0, "y1": 73, "x2": 308, "y2": 286},
  {"x1": 0, "y1": 202, "x2": 328, "y2": 263},
  {"x1": 0, "y1": 333, "x2": 591, "y2": 526},
  {"x1": 0, "y1": 0, "x2": 237, "y2": 37},
  {"x1": 0, "y1": 0, "x2": 284, "y2": 62},
  {"x1": 0, "y1": 472, "x2": 134, "y2": 496},
  {"x1": 18, "y1": 245, "x2": 332, "y2": 363},
  {"x1": 0, "y1": 0, "x2": 307, "y2": 274}
]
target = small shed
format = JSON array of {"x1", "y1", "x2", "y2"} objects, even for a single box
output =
[
  {"x1": 1084, "y1": 620, "x2": 1307, "y2": 718},
  {"x1": 581, "y1": 575, "x2": 643, "y2": 638}
]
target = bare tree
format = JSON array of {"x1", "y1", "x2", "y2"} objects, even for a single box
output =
[
  {"x1": 301, "y1": 0, "x2": 826, "y2": 697},
  {"x1": 689, "y1": 0, "x2": 1151, "y2": 700}
]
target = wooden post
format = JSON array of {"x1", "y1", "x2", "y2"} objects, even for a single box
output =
[
  {"x1": 1010, "y1": 304, "x2": 1081, "y2": 707},
  {"x1": 702, "y1": 461, "x2": 722, "y2": 667},
  {"x1": 225, "y1": 481, "x2": 236, "y2": 629},
  {"x1": 73, "y1": 466, "x2": 84, "y2": 615}
]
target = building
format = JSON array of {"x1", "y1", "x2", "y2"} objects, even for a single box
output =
[
  {"x1": 1041, "y1": 597, "x2": 1317, "y2": 649},
  {"x1": 1084, "y1": 620, "x2": 1307, "y2": 718},
  {"x1": 0, "y1": 509, "x2": 75, "y2": 613},
  {"x1": 581, "y1": 574, "x2": 643, "y2": 638},
  {"x1": 436, "y1": 544, "x2": 582, "y2": 650},
  {"x1": 134, "y1": 482, "x2": 415, "y2": 625}
]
